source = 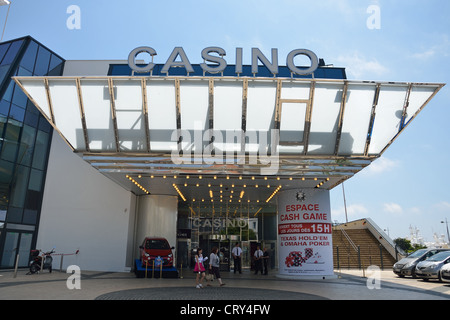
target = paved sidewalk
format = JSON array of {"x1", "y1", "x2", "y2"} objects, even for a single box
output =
[{"x1": 0, "y1": 268, "x2": 449, "y2": 300}]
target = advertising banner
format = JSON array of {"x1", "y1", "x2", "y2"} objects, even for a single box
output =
[{"x1": 277, "y1": 189, "x2": 333, "y2": 277}]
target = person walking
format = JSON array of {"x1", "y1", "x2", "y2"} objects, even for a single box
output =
[
  {"x1": 208, "y1": 247, "x2": 226, "y2": 287},
  {"x1": 254, "y1": 245, "x2": 264, "y2": 275},
  {"x1": 194, "y1": 248, "x2": 207, "y2": 289},
  {"x1": 231, "y1": 242, "x2": 242, "y2": 274}
]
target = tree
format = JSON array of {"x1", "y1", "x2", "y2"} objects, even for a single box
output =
[
  {"x1": 394, "y1": 237, "x2": 427, "y2": 254},
  {"x1": 394, "y1": 238, "x2": 413, "y2": 252}
]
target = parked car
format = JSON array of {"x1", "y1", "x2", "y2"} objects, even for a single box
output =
[
  {"x1": 139, "y1": 237, "x2": 175, "y2": 268},
  {"x1": 415, "y1": 250, "x2": 450, "y2": 282},
  {"x1": 440, "y1": 262, "x2": 450, "y2": 283},
  {"x1": 393, "y1": 248, "x2": 449, "y2": 278}
]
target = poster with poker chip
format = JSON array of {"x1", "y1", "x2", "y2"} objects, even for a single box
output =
[{"x1": 277, "y1": 189, "x2": 334, "y2": 276}]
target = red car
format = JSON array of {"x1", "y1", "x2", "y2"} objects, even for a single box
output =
[{"x1": 139, "y1": 237, "x2": 174, "y2": 268}]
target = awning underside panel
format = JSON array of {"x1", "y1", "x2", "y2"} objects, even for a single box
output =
[{"x1": 14, "y1": 76, "x2": 443, "y2": 184}]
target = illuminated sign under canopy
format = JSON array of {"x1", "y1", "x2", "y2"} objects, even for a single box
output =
[{"x1": 128, "y1": 46, "x2": 319, "y2": 76}]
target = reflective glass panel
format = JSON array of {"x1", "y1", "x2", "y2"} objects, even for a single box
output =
[
  {"x1": 31, "y1": 130, "x2": 49, "y2": 170},
  {"x1": 34, "y1": 46, "x2": 51, "y2": 76},
  {"x1": 0, "y1": 231, "x2": 19, "y2": 267},
  {"x1": 1, "y1": 40, "x2": 23, "y2": 65},
  {"x1": 0, "y1": 43, "x2": 11, "y2": 63},
  {"x1": 19, "y1": 40, "x2": 38, "y2": 72},
  {"x1": 17, "y1": 124, "x2": 37, "y2": 166},
  {"x1": 9, "y1": 164, "x2": 30, "y2": 208}
]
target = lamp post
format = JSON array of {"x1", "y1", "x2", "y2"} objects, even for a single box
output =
[
  {"x1": 441, "y1": 218, "x2": 450, "y2": 245},
  {"x1": 1, "y1": 0, "x2": 11, "y2": 42}
]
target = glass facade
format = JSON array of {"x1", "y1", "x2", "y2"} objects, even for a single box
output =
[
  {"x1": 0, "y1": 36, "x2": 64, "y2": 268},
  {"x1": 176, "y1": 202, "x2": 278, "y2": 272}
]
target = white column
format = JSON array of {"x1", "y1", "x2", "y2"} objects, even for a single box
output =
[
  {"x1": 135, "y1": 195, "x2": 178, "y2": 260},
  {"x1": 277, "y1": 189, "x2": 335, "y2": 279}
]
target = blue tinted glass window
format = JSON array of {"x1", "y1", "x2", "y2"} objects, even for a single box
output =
[
  {"x1": 1, "y1": 118, "x2": 21, "y2": 162},
  {"x1": 33, "y1": 46, "x2": 51, "y2": 76},
  {"x1": 28, "y1": 169, "x2": 43, "y2": 192},
  {"x1": 17, "y1": 66, "x2": 32, "y2": 76},
  {"x1": 2, "y1": 80, "x2": 14, "y2": 102},
  {"x1": 19, "y1": 40, "x2": 38, "y2": 72},
  {"x1": 0, "y1": 114, "x2": 6, "y2": 138},
  {"x1": 1, "y1": 40, "x2": 23, "y2": 65},
  {"x1": 0, "y1": 64, "x2": 11, "y2": 86},
  {"x1": 22, "y1": 209, "x2": 37, "y2": 225},
  {"x1": 38, "y1": 115, "x2": 51, "y2": 133},
  {"x1": 23, "y1": 111, "x2": 38, "y2": 127},
  {"x1": 0, "y1": 43, "x2": 11, "y2": 63},
  {"x1": 18, "y1": 124, "x2": 36, "y2": 166},
  {"x1": 32, "y1": 130, "x2": 49, "y2": 170},
  {"x1": 12, "y1": 83, "x2": 28, "y2": 108},
  {"x1": 6, "y1": 206, "x2": 23, "y2": 223},
  {"x1": 26, "y1": 100, "x2": 39, "y2": 114},
  {"x1": 9, "y1": 164, "x2": 30, "y2": 209},
  {"x1": 0, "y1": 100, "x2": 10, "y2": 116},
  {"x1": 47, "y1": 63, "x2": 63, "y2": 76},
  {"x1": 8, "y1": 104, "x2": 25, "y2": 123},
  {"x1": 49, "y1": 54, "x2": 63, "y2": 71},
  {"x1": 47, "y1": 54, "x2": 63, "y2": 76}
]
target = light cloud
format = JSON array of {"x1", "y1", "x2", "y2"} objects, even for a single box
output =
[
  {"x1": 335, "y1": 51, "x2": 389, "y2": 79},
  {"x1": 383, "y1": 202, "x2": 403, "y2": 215},
  {"x1": 332, "y1": 203, "x2": 369, "y2": 222},
  {"x1": 434, "y1": 201, "x2": 450, "y2": 212},
  {"x1": 363, "y1": 157, "x2": 400, "y2": 175},
  {"x1": 410, "y1": 34, "x2": 450, "y2": 60}
]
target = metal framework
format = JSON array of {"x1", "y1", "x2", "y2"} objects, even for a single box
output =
[{"x1": 13, "y1": 75, "x2": 444, "y2": 193}]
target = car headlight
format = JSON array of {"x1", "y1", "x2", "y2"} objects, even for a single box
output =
[
  {"x1": 403, "y1": 262, "x2": 414, "y2": 269},
  {"x1": 430, "y1": 264, "x2": 440, "y2": 270}
]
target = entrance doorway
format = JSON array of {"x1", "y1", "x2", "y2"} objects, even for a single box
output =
[{"x1": 176, "y1": 202, "x2": 278, "y2": 271}]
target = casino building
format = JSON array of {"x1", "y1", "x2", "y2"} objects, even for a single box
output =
[{"x1": 0, "y1": 36, "x2": 444, "y2": 276}]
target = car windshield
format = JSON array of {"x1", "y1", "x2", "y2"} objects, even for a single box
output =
[
  {"x1": 408, "y1": 249, "x2": 427, "y2": 258},
  {"x1": 426, "y1": 251, "x2": 450, "y2": 262},
  {"x1": 145, "y1": 239, "x2": 170, "y2": 250}
]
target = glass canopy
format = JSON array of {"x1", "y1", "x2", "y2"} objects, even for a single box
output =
[{"x1": 13, "y1": 75, "x2": 444, "y2": 194}]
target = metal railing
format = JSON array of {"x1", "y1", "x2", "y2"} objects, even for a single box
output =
[{"x1": 334, "y1": 225, "x2": 363, "y2": 271}]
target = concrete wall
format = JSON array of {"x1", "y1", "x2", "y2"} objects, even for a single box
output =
[
  {"x1": 135, "y1": 195, "x2": 178, "y2": 261},
  {"x1": 38, "y1": 132, "x2": 136, "y2": 272}
]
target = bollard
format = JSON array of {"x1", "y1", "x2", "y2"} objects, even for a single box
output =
[
  {"x1": 152, "y1": 260, "x2": 155, "y2": 278},
  {"x1": 180, "y1": 263, "x2": 183, "y2": 279},
  {"x1": 160, "y1": 262, "x2": 162, "y2": 279},
  {"x1": 40, "y1": 251, "x2": 44, "y2": 273},
  {"x1": 60, "y1": 255, "x2": 64, "y2": 272},
  {"x1": 145, "y1": 260, "x2": 148, "y2": 279},
  {"x1": 13, "y1": 254, "x2": 19, "y2": 278}
]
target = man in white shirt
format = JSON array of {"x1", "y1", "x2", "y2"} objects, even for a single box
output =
[
  {"x1": 231, "y1": 242, "x2": 242, "y2": 274},
  {"x1": 254, "y1": 245, "x2": 264, "y2": 275}
]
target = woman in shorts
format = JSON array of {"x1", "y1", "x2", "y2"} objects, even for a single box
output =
[{"x1": 194, "y1": 248, "x2": 206, "y2": 288}]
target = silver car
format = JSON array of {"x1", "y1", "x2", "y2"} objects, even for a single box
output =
[
  {"x1": 415, "y1": 250, "x2": 450, "y2": 282},
  {"x1": 393, "y1": 248, "x2": 449, "y2": 278},
  {"x1": 441, "y1": 262, "x2": 450, "y2": 283}
]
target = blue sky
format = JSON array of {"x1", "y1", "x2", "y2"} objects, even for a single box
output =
[{"x1": 1, "y1": 0, "x2": 449, "y2": 243}]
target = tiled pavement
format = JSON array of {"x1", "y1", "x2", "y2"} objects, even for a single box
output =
[{"x1": 1, "y1": 268, "x2": 449, "y2": 301}]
